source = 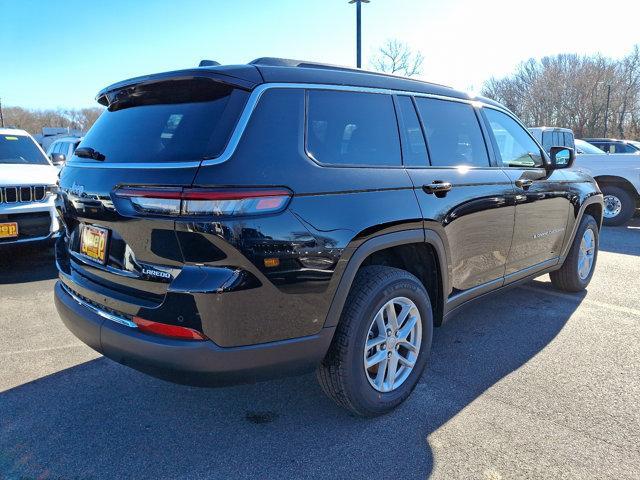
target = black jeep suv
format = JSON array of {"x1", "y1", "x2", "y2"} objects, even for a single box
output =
[{"x1": 54, "y1": 58, "x2": 603, "y2": 416}]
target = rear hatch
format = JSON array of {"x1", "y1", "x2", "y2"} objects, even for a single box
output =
[{"x1": 57, "y1": 73, "x2": 254, "y2": 315}]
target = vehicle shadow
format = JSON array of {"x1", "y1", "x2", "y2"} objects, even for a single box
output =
[
  {"x1": 0, "y1": 279, "x2": 585, "y2": 479},
  {"x1": 598, "y1": 216, "x2": 640, "y2": 256},
  {"x1": 0, "y1": 244, "x2": 57, "y2": 284}
]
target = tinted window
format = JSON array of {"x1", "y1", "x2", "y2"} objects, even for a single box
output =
[
  {"x1": 484, "y1": 108, "x2": 543, "y2": 167},
  {"x1": 306, "y1": 90, "x2": 401, "y2": 166},
  {"x1": 563, "y1": 132, "x2": 575, "y2": 149},
  {"x1": 415, "y1": 98, "x2": 489, "y2": 167},
  {"x1": 58, "y1": 142, "x2": 69, "y2": 156},
  {"x1": 76, "y1": 79, "x2": 249, "y2": 164},
  {"x1": 552, "y1": 131, "x2": 561, "y2": 147},
  {"x1": 619, "y1": 143, "x2": 638, "y2": 153},
  {"x1": 542, "y1": 132, "x2": 553, "y2": 153},
  {"x1": 396, "y1": 96, "x2": 428, "y2": 166},
  {"x1": 0, "y1": 134, "x2": 49, "y2": 165}
]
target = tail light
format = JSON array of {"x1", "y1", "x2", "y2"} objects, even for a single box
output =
[
  {"x1": 114, "y1": 187, "x2": 292, "y2": 217},
  {"x1": 132, "y1": 316, "x2": 207, "y2": 340}
]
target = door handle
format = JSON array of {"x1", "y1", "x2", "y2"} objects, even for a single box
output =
[
  {"x1": 422, "y1": 181, "x2": 453, "y2": 197},
  {"x1": 515, "y1": 178, "x2": 533, "y2": 189}
]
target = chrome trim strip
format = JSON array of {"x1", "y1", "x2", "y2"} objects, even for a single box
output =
[
  {"x1": 60, "y1": 283, "x2": 138, "y2": 329},
  {"x1": 64, "y1": 160, "x2": 202, "y2": 169},
  {"x1": 201, "y1": 83, "x2": 495, "y2": 167},
  {"x1": 69, "y1": 250, "x2": 142, "y2": 279},
  {"x1": 64, "y1": 82, "x2": 507, "y2": 170}
]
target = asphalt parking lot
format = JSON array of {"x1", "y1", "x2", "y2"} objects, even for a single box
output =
[{"x1": 1, "y1": 219, "x2": 639, "y2": 480}]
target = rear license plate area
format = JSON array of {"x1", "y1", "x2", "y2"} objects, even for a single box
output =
[{"x1": 79, "y1": 225, "x2": 109, "y2": 264}]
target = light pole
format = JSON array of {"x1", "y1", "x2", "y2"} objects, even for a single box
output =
[
  {"x1": 603, "y1": 84, "x2": 612, "y2": 137},
  {"x1": 349, "y1": 0, "x2": 370, "y2": 68}
]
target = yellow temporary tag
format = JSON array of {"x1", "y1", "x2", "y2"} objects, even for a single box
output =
[{"x1": 4, "y1": 136, "x2": 18, "y2": 140}]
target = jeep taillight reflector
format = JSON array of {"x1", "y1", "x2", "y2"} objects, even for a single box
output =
[
  {"x1": 114, "y1": 187, "x2": 292, "y2": 217},
  {"x1": 132, "y1": 316, "x2": 207, "y2": 340}
]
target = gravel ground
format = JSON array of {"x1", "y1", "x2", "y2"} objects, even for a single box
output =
[{"x1": 1, "y1": 218, "x2": 639, "y2": 479}]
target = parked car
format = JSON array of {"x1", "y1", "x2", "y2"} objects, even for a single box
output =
[
  {"x1": 34, "y1": 127, "x2": 84, "y2": 152},
  {"x1": 575, "y1": 138, "x2": 607, "y2": 155},
  {"x1": 582, "y1": 137, "x2": 640, "y2": 154},
  {"x1": 0, "y1": 128, "x2": 61, "y2": 246},
  {"x1": 54, "y1": 58, "x2": 603, "y2": 417},
  {"x1": 573, "y1": 139, "x2": 640, "y2": 225},
  {"x1": 529, "y1": 127, "x2": 575, "y2": 154},
  {"x1": 46, "y1": 136, "x2": 83, "y2": 168}
]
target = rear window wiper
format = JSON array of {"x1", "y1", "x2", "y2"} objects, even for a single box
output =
[{"x1": 75, "y1": 147, "x2": 106, "y2": 161}]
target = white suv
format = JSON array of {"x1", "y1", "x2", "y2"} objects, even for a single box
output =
[
  {"x1": 46, "y1": 136, "x2": 83, "y2": 169},
  {"x1": 0, "y1": 128, "x2": 61, "y2": 245},
  {"x1": 574, "y1": 139, "x2": 640, "y2": 225}
]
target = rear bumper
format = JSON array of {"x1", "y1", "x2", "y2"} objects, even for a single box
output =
[{"x1": 54, "y1": 281, "x2": 335, "y2": 386}]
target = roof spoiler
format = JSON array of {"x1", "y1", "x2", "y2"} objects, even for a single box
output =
[
  {"x1": 95, "y1": 68, "x2": 261, "y2": 107},
  {"x1": 199, "y1": 59, "x2": 221, "y2": 67}
]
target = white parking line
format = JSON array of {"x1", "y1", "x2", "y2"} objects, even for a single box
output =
[
  {"x1": 0, "y1": 344, "x2": 87, "y2": 356},
  {"x1": 520, "y1": 285, "x2": 640, "y2": 318}
]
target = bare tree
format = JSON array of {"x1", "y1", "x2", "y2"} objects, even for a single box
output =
[
  {"x1": 3, "y1": 106, "x2": 103, "y2": 134},
  {"x1": 481, "y1": 46, "x2": 640, "y2": 139},
  {"x1": 371, "y1": 39, "x2": 424, "y2": 77}
]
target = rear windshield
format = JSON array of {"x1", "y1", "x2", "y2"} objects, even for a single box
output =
[
  {"x1": 0, "y1": 134, "x2": 49, "y2": 165},
  {"x1": 74, "y1": 78, "x2": 249, "y2": 164}
]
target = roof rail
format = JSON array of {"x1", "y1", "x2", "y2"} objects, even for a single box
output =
[
  {"x1": 249, "y1": 57, "x2": 362, "y2": 73},
  {"x1": 248, "y1": 57, "x2": 455, "y2": 90}
]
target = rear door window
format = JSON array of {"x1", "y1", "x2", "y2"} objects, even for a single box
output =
[
  {"x1": 75, "y1": 78, "x2": 249, "y2": 164},
  {"x1": 306, "y1": 90, "x2": 401, "y2": 166},
  {"x1": 395, "y1": 96, "x2": 428, "y2": 167},
  {"x1": 542, "y1": 132, "x2": 553, "y2": 153},
  {"x1": 564, "y1": 132, "x2": 575, "y2": 149},
  {"x1": 619, "y1": 143, "x2": 638, "y2": 153},
  {"x1": 415, "y1": 98, "x2": 489, "y2": 167}
]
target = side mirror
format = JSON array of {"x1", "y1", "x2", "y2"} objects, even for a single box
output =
[
  {"x1": 49, "y1": 153, "x2": 66, "y2": 165},
  {"x1": 548, "y1": 146, "x2": 575, "y2": 169}
]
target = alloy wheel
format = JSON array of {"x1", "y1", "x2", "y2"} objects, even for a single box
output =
[
  {"x1": 578, "y1": 228, "x2": 596, "y2": 280},
  {"x1": 363, "y1": 297, "x2": 422, "y2": 393}
]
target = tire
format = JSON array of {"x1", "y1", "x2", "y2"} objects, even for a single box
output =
[
  {"x1": 317, "y1": 265, "x2": 433, "y2": 417},
  {"x1": 600, "y1": 185, "x2": 636, "y2": 226},
  {"x1": 550, "y1": 214, "x2": 598, "y2": 292}
]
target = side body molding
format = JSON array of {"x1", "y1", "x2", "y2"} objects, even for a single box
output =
[{"x1": 323, "y1": 229, "x2": 449, "y2": 328}]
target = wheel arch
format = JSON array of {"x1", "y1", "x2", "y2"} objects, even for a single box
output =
[
  {"x1": 323, "y1": 229, "x2": 449, "y2": 329},
  {"x1": 561, "y1": 193, "x2": 604, "y2": 259},
  {"x1": 594, "y1": 175, "x2": 640, "y2": 200}
]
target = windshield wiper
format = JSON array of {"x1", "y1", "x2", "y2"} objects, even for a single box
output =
[{"x1": 75, "y1": 147, "x2": 106, "y2": 161}]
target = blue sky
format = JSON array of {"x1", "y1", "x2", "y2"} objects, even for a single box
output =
[{"x1": 2, "y1": 0, "x2": 639, "y2": 109}]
